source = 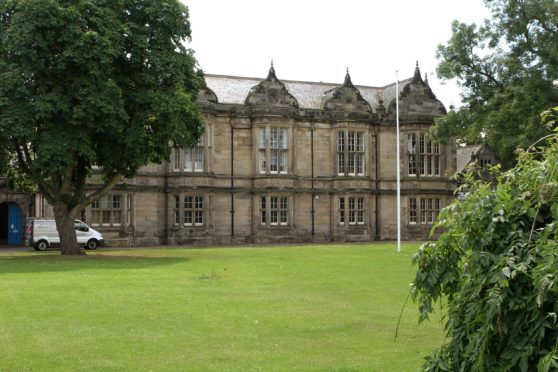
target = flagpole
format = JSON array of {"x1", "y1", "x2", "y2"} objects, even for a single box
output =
[{"x1": 396, "y1": 71, "x2": 401, "y2": 253}]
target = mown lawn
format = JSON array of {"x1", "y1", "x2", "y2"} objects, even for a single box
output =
[{"x1": 0, "y1": 243, "x2": 443, "y2": 371}]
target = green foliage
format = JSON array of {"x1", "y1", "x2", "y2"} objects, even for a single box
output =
[
  {"x1": 431, "y1": 0, "x2": 558, "y2": 167},
  {"x1": 413, "y1": 112, "x2": 558, "y2": 370},
  {"x1": 0, "y1": 0, "x2": 202, "y2": 199},
  {"x1": 0, "y1": 0, "x2": 203, "y2": 253}
]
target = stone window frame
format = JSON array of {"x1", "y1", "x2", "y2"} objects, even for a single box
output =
[
  {"x1": 91, "y1": 194, "x2": 122, "y2": 227},
  {"x1": 171, "y1": 131, "x2": 209, "y2": 173},
  {"x1": 339, "y1": 195, "x2": 366, "y2": 225},
  {"x1": 407, "y1": 132, "x2": 440, "y2": 177},
  {"x1": 260, "y1": 194, "x2": 290, "y2": 227},
  {"x1": 173, "y1": 193, "x2": 206, "y2": 227},
  {"x1": 336, "y1": 130, "x2": 365, "y2": 177},
  {"x1": 408, "y1": 196, "x2": 441, "y2": 225},
  {"x1": 258, "y1": 125, "x2": 289, "y2": 175}
]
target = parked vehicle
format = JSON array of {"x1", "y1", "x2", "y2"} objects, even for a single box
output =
[{"x1": 26, "y1": 219, "x2": 104, "y2": 251}]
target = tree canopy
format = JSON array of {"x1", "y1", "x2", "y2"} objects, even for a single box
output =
[
  {"x1": 431, "y1": 0, "x2": 558, "y2": 167},
  {"x1": 413, "y1": 107, "x2": 558, "y2": 370},
  {"x1": 0, "y1": 0, "x2": 203, "y2": 254}
]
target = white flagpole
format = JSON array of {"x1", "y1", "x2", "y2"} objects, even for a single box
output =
[{"x1": 396, "y1": 71, "x2": 401, "y2": 253}]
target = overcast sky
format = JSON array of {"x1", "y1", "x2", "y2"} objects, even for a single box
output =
[{"x1": 184, "y1": 0, "x2": 490, "y2": 109}]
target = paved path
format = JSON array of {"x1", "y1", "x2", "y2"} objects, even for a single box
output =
[{"x1": 0, "y1": 244, "x2": 35, "y2": 253}]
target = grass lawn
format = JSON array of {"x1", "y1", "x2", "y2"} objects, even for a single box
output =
[{"x1": 0, "y1": 243, "x2": 443, "y2": 371}]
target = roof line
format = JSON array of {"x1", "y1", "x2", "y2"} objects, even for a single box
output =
[{"x1": 204, "y1": 73, "x2": 413, "y2": 90}]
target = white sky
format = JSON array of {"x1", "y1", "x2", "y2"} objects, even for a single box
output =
[{"x1": 184, "y1": 0, "x2": 490, "y2": 109}]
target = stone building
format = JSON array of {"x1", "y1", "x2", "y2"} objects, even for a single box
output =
[{"x1": 0, "y1": 63, "x2": 456, "y2": 246}]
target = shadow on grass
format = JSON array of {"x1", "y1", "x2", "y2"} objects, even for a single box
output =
[{"x1": 0, "y1": 254, "x2": 189, "y2": 274}]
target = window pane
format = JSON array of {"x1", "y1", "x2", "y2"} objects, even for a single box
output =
[
  {"x1": 280, "y1": 210, "x2": 287, "y2": 224},
  {"x1": 259, "y1": 128, "x2": 266, "y2": 149},
  {"x1": 184, "y1": 196, "x2": 192, "y2": 209},
  {"x1": 356, "y1": 132, "x2": 364, "y2": 152},
  {"x1": 356, "y1": 153, "x2": 363, "y2": 174},
  {"x1": 348, "y1": 153, "x2": 355, "y2": 174},
  {"x1": 102, "y1": 211, "x2": 111, "y2": 224},
  {"x1": 195, "y1": 196, "x2": 203, "y2": 209},
  {"x1": 112, "y1": 195, "x2": 121, "y2": 209},
  {"x1": 174, "y1": 148, "x2": 180, "y2": 170},
  {"x1": 195, "y1": 147, "x2": 204, "y2": 171},
  {"x1": 195, "y1": 210, "x2": 203, "y2": 225},
  {"x1": 270, "y1": 150, "x2": 278, "y2": 172},
  {"x1": 91, "y1": 211, "x2": 100, "y2": 224},
  {"x1": 279, "y1": 151, "x2": 287, "y2": 173},
  {"x1": 408, "y1": 133, "x2": 416, "y2": 153},
  {"x1": 337, "y1": 132, "x2": 345, "y2": 152},
  {"x1": 270, "y1": 128, "x2": 278, "y2": 148},
  {"x1": 184, "y1": 211, "x2": 192, "y2": 225},
  {"x1": 279, "y1": 128, "x2": 287, "y2": 149},
  {"x1": 184, "y1": 148, "x2": 193, "y2": 171},
  {"x1": 259, "y1": 150, "x2": 266, "y2": 173}
]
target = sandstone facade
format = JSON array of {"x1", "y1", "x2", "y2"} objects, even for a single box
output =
[{"x1": 0, "y1": 63, "x2": 456, "y2": 246}]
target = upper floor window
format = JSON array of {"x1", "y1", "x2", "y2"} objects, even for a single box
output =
[
  {"x1": 259, "y1": 127, "x2": 288, "y2": 174},
  {"x1": 339, "y1": 196, "x2": 365, "y2": 225},
  {"x1": 337, "y1": 130, "x2": 364, "y2": 176},
  {"x1": 409, "y1": 197, "x2": 440, "y2": 224},
  {"x1": 91, "y1": 194, "x2": 122, "y2": 226},
  {"x1": 478, "y1": 158, "x2": 492, "y2": 167},
  {"x1": 172, "y1": 136, "x2": 204, "y2": 173},
  {"x1": 260, "y1": 195, "x2": 288, "y2": 226},
  {"x1": 408, "y1": 133, "x2": 440, "y2": 177}
]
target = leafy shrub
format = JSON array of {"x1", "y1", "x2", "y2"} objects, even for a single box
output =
[{"x1": 412, "y1": 109, "x2": 558, "y2": 371}]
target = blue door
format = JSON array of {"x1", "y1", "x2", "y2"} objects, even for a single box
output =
[{"x1": 8, "y1": 203, "x2": 23, "y2": 245}]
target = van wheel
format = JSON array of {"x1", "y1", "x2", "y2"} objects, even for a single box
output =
[
  {"x1": 86, "y1": 239, "x2": 98, "y2": 250},
  {"x1": 36, "y1": 240, "x2": 49, "y2": 251}
]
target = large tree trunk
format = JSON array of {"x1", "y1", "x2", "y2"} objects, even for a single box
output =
[{"x1": 53, "y1": 201, "x2": 82, "y2": 255}]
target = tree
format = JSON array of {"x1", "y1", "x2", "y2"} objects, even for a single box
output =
[
  {"x1": 431, "y1": 0, "x2": 558, "y2": 168},
  {"x1": 0, "y1": 0, "x2": 203, "y2": 255},
  {"x1": 412, "y1": 107, "x2": 558, "y2": 371}
]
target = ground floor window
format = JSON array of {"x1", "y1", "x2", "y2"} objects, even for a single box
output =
[
  {"x1": 91, "y1": 194, "x2": 122, "y2": 226},
  {"x1": 339, "y1": 196, "x2": 365, "y2": 225},
  {"x1": 174, "y1": 194, "x2": 205, "y2": 226},
  {"x1": 260, "y1": 195, "x2": 288, "y2": 226},
  {"x1": 409, "y1": 197, "x2": 440, "y2": 224}
]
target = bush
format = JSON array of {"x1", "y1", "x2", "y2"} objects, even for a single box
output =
[{"x1": 412, "y1": 108, "x2": 558, "y2": 371}]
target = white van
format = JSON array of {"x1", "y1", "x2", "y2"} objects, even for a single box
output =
[{"x1": 27, "y1": 219, "x2": 104, "y2": 251}]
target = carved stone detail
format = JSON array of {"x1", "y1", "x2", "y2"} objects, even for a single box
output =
[
  {"x1": 245, "y1": 63, "x2": 299, "y2": 108},
  {"x1": 388, "y1": 62, "x2": 446, "y2": 117},
  {"x1": 322, "y1": 70, "x2": 372, "y2": 113},
  {"x1": 197, "y1": 78, "x2": 218, "y2": 104}
]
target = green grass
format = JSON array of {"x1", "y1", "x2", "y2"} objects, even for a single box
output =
[{"x1": 0, "y1": 243, "x2": 443, "y2": 371}]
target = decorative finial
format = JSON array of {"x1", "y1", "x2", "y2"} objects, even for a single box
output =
[
  {"x1": 376, "y1": 91, "x2": 386, "y2": 113},
  {"x1": 266, "y1": 60, "x2": 277, "y2": 80},
  {"x1": 413, "y1": 60, "x2": 422, "y2": 81},
  {"x1": 424, "y1": 72, "x2": 429, "y2": 86},
  {"x1": 343, "y1": 67, "x2": 353, "y2": 86}
]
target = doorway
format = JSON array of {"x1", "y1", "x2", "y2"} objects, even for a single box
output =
[{"x1": 0, "y1": 202, "x2": 23, "y2": 245}]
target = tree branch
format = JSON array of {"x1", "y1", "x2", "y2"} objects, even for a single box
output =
[{"x1": 71, "y1": 173, "x2": 123, "y2": 215}]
